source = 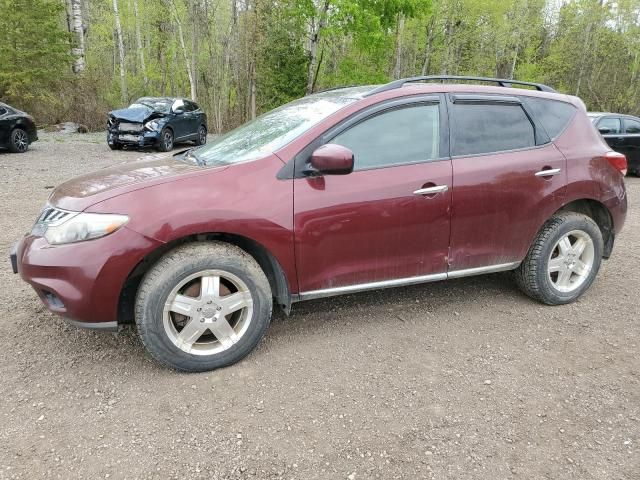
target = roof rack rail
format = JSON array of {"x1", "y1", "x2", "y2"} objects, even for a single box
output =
[
  {"x1": 364, "y1": 75, "x2": 556, "y2": 96},
  {"x1": 309, "y1": 85, "x2": 359, "y2": 95}
]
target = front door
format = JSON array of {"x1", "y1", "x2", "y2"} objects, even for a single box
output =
[
  {"x1": 171, "y1": 99, "x2": 190, "y2": 139},
  {"x1": 294, "y1": 100, "x2": 452, "y2": 295},
  {"x1": 447, "y1": 94, "x2": 567, "y2": 272},
  {"x1": 597, "y1": 116, "x2": 626, "y2": 156}
]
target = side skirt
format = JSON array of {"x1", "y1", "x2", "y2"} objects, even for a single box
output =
[{"x1": 294, "y1": 262, "x2": 520, "y2": 302}]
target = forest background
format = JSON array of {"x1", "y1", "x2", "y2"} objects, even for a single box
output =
[{"x1": 1, "y1": 0, "x2": 639, "y2": 131}]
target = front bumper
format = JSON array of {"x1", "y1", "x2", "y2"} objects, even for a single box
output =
[
  {"x1": 107, "y1": 128, "x2": 161, "y2": 148},
  {"x1": 12, "y1": 227, "x2": 161, "y2": 328}
]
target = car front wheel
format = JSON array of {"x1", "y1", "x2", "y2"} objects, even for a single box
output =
[
  {"x1": 157, "y1": 128, "x2": 174, "y2": 152},
  {"x1": 9, "y1": 128, "x2": 29, "y2": 153},
  {"x1": 515, "y1": 212, "x2": 603, "y2": 305},
  {"x1": 135, "y1": 242, "x2": 272, "y2": 372}
]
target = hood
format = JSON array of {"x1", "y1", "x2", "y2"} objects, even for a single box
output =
[
  {"x1": 109, "y1": 106, "x2": 160, "y2": 123},
  {"x1": 49, "y1": 152, "x2": 214, "y2": 211}
]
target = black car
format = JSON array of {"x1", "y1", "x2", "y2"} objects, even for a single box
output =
[
  {"x1": 589, "y1": 112, "x2": 640, "y2": 175},
  {"x1": 0, "y1": 102, "x2": 38, "y2": 153},
  {"x1": 107, "y1": 97, "x2": 207, "y2": 152}
]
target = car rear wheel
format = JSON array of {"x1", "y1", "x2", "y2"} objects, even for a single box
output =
[
  {"x1": 135, "y1": 242, "x2": 272, "y2": 372},
  {"x1": 195, "y1": 125, "x2": 207, "y2": 146},
  {"x1": 515, "y1": 212, "x2": 603, "y2": 305},
  {"x1": 157, "y1": 128, "x2": 174, "y2": 152},
  {"x1": 9, "y1": 128, "x2": 29, "y2": 153}
]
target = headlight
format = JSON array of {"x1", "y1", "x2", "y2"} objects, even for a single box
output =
[
  {"x1": 144, "y1": 120, "x2": 160, "y2": 131},
  {"x1": 43, "y1": 212, "x2": 129, "y2": 245}
]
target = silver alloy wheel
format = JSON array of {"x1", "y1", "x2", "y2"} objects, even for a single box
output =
[
  {"x1": 199, "y1": 126, "x2": 206, "y2": 144},
  {"x1": 163, "y1": 269, "x2": 254, "y2": 355},
  {"x1": 163, "y1": 130, "x2": 173, "y2": 150},
  {"x1": 14, "y1": 129, "x2": 28, "y2": 152},
  {"x1": 547, "y1": 229, "x2": 595, "y2": 293}
]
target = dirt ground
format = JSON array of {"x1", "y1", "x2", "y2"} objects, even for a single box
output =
[{"x1": 0, "y1": 132, "x2": 638, "y2": 480}]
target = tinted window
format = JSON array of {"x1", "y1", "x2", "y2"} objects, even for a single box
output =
[
  {"x1": 525, "y1": 97, "x2": 576, "y2": 139},
  {"x1": 598, "y1": 117, "x2": 621, "y2": 134},
  {"x1": 330, "y1": 104, "x2": 440, "y2": 170},
  {"x1": 623, "y1": 118, "x2": 640, "y2": 134},
  {"x1": 184, "y1": 101, "x2": 198, "y2": 112},
  {"x1": 0, "y1": 107, "x2": 6, "y2": 116},
  {"x1": 451, "y1": 103, "x2": 534, "y2": 156}
]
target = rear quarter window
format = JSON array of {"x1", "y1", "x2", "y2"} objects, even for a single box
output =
[
  {"x1": 523, "y1": 97, "x2": 577, "y2": 139},
  {"x1": 451, "y1": 102, "x2": 535, "y2": 156}
]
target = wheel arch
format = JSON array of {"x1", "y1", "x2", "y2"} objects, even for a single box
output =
[
  {"x1": 117, "y1": 232, "x2": 292, "y2": 325},
  {"x1": 554, "y1": 198, "x2": 614, "y2": 258}
]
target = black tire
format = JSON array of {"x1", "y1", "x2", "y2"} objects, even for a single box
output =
[
  {"x1": 195, "y1": 125, "x2": 207, "y2": 146},
  {"x1": 135, "y1": 241, "x2": 272, "y2": 372},
  {"x1": 515, "y1": 212, "x2": 603, "y2": 305},
  {"x1": 9, "y1": 128, "x2": 29, "y2": 153},
  {"x1": 157, "y1": 127, "x2": 174, "y2": 152},
  {"x1": 108, "y1": 142, "x2": 122, "y2": 150}
]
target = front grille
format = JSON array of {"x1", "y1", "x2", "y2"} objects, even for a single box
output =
[{"x1": 118, "y1": 122, "x2": 143, "y2": 132}]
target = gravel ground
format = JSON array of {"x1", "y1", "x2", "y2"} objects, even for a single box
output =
[{"x1": 0, "y1": 133, "x2": 638, "y2": 480}]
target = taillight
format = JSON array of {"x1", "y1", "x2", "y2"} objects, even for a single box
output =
[{"x1": 605, "y1": 151, "x2": 627, "y2": 176}]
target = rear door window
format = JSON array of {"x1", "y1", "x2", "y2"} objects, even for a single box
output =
[
  {"x1": 523, "y1": 97, "x2": 577, "y2": 139},
  {"x1": 598, "y1": 117, "x2": 622, "y2": 134},
  {"x1": 330, "y1": 104, "x2": 440, "y2": 171},
  {"x1": 451, "y1": 101, "x2": 535, "y2": 156},
  {"x1": 623, "y1": 118, "x2": 640, "y2": 134}
]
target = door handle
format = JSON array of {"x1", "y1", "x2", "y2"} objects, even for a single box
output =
[
  {"x1": 534, "y1": 168, "x2": 562, "y2": 177},
  {"x1": 413, "y1": 185, "x2": 449, "y2": 195}
]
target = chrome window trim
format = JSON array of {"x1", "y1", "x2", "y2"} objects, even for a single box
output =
[{"x1": 296, "y1": 261, "x2": 520, "y2": 301}]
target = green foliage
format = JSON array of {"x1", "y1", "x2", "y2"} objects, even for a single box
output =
[
  {"x1": 0, "y1": 0, "x2": 71, "y2": 111},
  {"x1": 1, "y1": 0, "x2": 640, "y2": 129}
]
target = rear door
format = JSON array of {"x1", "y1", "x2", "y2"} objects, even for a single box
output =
[
  {"x1": 293, "y1": 96, "x2": 452, "y2": 295},
  {"x1": 447, "y1": 94, "x2": 568, "y2": 273},
  {"x1": 622, "y1": 117, "x2": 640, "y2": 173}
]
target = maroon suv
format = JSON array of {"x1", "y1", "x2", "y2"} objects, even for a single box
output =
[{"x1": 11, "y1": 76, "x2": 628, "y2": 372}]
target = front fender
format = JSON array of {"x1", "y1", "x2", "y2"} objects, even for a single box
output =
[{"x1": 87, "y1": 155, "x2": 297, "y2": 291}]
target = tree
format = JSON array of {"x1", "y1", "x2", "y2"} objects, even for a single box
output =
[{"x1": 0, "y1": 0, "x2": 71, "y2": 104}]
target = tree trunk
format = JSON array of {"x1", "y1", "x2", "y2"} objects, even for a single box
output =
[
  {"x1": 249, "y1": 61, "x2": 256, "y2": 119},
  {"x1": 392, "y1": 13, "x2": 405, "y2": 79},
  {"x1": 112, "y1": 0, "x2": 127, "y2": 104},
  {"x1": 420, "y1": 16, "x2": 436, "y2": 76},
  {"x1": 306, "y1": 0, "x2": 330, "y2": 94},
  {"x1": 170, "y1": 0, "x2": 197, "y2": 101},
  {"x1": 132, "y1": 0, "x2": 148, "y2": 87},
  {"x1": 69, "y1": 0, "x2": 86, "y2": 73}
]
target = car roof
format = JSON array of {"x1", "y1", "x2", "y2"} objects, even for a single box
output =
[
  {"x1": 588, "y1": 112, "x2": 640, "y2": 119},
  {"x1": 318, "y1": 82, "x2": 577, "y2": 107}
]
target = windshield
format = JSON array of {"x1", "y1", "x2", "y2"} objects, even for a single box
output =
[
  {"x1": 194, "y1": 87, "x2": 370, "y2": 166},
  {"x1": 130, "y1": 98, "x2": 172, "y2": 113}
]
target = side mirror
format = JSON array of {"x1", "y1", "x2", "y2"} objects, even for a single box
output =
[
  {"x1": 310, "y1": 144, "x2": 354, "y2": 175},
  {"x1": 598, "y1": 127, "x2": 611, "y2": 134},
  {"x1": 173, "y1": 107, "x2": 185, "y2": 115}
]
